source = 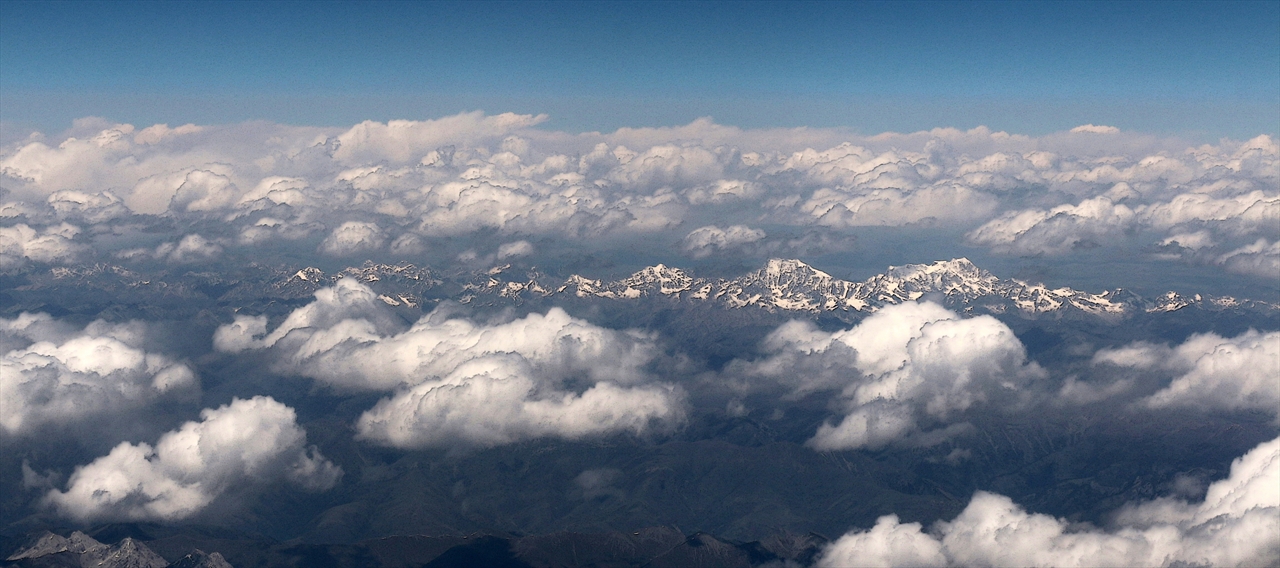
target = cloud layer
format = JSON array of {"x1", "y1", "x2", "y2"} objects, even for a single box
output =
[
  {"x1": 3, "y1": 116, "x2": 1274, "y2": 274},
  {"x1": 46, "y1": 396, "x2": 340, "y2": 522},
  {"x1": 817, "y1": 435, "x2": 1280, "y2": 567}
]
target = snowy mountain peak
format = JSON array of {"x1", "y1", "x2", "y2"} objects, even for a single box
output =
[
  {"x1": 763, "y1": 258, "x2": 829, "y2": 279},
  {"x1": 628, "y1": 263, "x2": 691, "y2": 282},
  {"x1": 880, "y1": 257, "x2": 990, "y2": 284},
  {"x1": 292, "y1": 266, "x2": 325, "y2": 282},
  {"x1": 522, "y1": 258, "x2": 1272, "y2": 317},
  {"x1": 269, "y1": 257, "x2": 1276, "y2": 319}
]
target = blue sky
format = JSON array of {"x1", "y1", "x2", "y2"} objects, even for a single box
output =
[{"x1": 2, "y1": 0, "x2": 1277, "y2": 138}]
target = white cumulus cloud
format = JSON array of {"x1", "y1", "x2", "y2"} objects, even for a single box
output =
[
  {"x1": 117, "y1": 234, "x2": 224, "y2": 264},
  {"x1": 214, "y1": 279, "x2": 683, "y2": 448},
  {"x1": 496, "y1": 239, "x2": 534, "y2": 259},
  {"x1": 319, "y1": 220, "x2": 386, "y2": 256},
  {"x1": 0, "y1": 313, "x2": 197, "y2": 436},
  {"x1": 2, "y1": 116, "x2": 1274, "y2": 260},
  {"x1": 45, "y1": 396, "x2": 340, "y2": 522},
  {"x1": 1093, "y1": 330, "x2": 1280, "y2": 417},
  {"x1": 332, "y1": 112, "x2": 547, "y2": 164},
  {"x1": 681, "y1": 224, "x2": 766, "y2": 258},
  {"x1": 157, "y1": 234, "x2": 223, "y2": 263},
  {"x1": 817, "y1": 436, "x2": 1280, "y2": 567},
  {"x1": 167, "y1": 169, "x2": 240, "y2": 212},
  {"x1": 46, "y1": 190, "x2": 130, "y2": 223},
  {"x1": 355, "y1": 355, "x2": 680, "y2": 449},
  {"x1": 0, "y1": 223, "x2": 85, "y2": 269},
  {"x1": 967, "y1": 197, "x2": 1136, "y2": 255},
  {"x1": 1215, "y1": 238, "x2": 1280, "y2": 278},
  {"x1": 740, "y1": 301, "x2": 1043, "y2": 450},
  {"x1": 1069, "y1": 124, "x2": 1121, "y2": 134},
  {"x1": 966, "y1": 135, "x2": 1278, "y2": 260}
]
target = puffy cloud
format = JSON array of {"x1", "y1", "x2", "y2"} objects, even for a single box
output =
[
  {"x1": 818, "y1": 436, "x2": 1280, "y2": 568},
  {"x1": 496, "y1": 239, "x2": 534, "y2": 259},
  {"x1": 236, "y1": 176, "x2": 313, "y2": 209},
  {"x1": 156, "y1": 234, "x2": 223, "y2": 263},
  {"x1": 967, "y1": 197, "x2": 1136, "y2": 255},
  {"x1": 387, "y1": 232, "x2": 427, "y2": 256},
  {"x1": 1, "y1": 115, "x2": 1274, "y2": 255},
  {"x1": 0, "y1": 199, "x2": 49, "y2": 222},
  {"x1": 219, "y1": 280, "x2": 656, "y2": 390},
  {"x1": 800, "y1": 185, "x2": 999, "y2": 227},
  {"x1": 117, "y1": 234, "x2": 224, "y2": 264},
  {"x1": 319, "y1": 221, "x2": 386, "y2": 256},
  {"x1": 237, "y1": 216, "x2": 318, "y2": 245},
  {"x1": 1215, "y1": 238, "x2": 1280, "y2": 278},
  {"x1": 971, "y1": 190, "x2": 1279, "y2": 257},
  {"x1": 763, "y1": 143, "x2": 1002, "y2": 227},
  {"x1": 1113, "y1": 437, "x2": 1280, "y2": 554},
  {"x1": 1154, "y1": 235, "x2": 1279, "y2": 281},
  {"x1": 45, "y1": 396, "x2": 340, "y2": 522},
  {"x1": 356, "y1": 355, "x2": 680, "y2": 448},
  {"x1": 168, "y1": 169, "x2": 240, "y2": 212},
  {"x1": 132, "y1": 123, "x2": 203, "y2": 145},
  {"x1": 1, "y1": 119, "x2": 330, "y2": 214},
  {"x1": 1094, "y1": 330, "x2": 1280, "y2": 416},
  {"x1": 603, "y1": 144, "x2": 726, "y2": 189},
  {"x1": 1, "y1": 123, "x2": 141, "y2": 198},
  {"x1": 774, "y1": 144, "x2": 935, "y2": 189},
  {"x1": 1069, "y1": 124, "x2": 1121, "y2": 134},
  {"x1": 1159, "y1": 230, "x2": 1216, "y2": 251},
  {"x1": 0, "y1": 223, "x2": 84, "y2": 269},
  {"x1": 584, "y1": 117, "x2": 851, "y2": 155},
  {"x1": 214, "y1": 280, "x2": 683, "y2": 448},
  {"x1": 0, "y1": 313, "x2": 197, "y2": 435},
  {"x1": 680, "y1": 224, "x2": 766, "y2": 258},
  {"x1": 740, "y1": 302, "x2": 1043, "y2": 450},
  {"x1": 1143, "y1": 191, "x2": 1279, "y2": 237},
  {"x1": 410, "y1": 177, "x2": 664, "y2": 237},
  {"x1": 332, "y1": 112, "x2": 547, "y2": 164},
  {"x1": 46, "y1": 190, "x2": 130, "y2": 223},
  {"x1": 212, "y1": 278, "x2": 402, "y2": 359},
  {"x1": 416, "y1": 181, "x2": 555, "y2": 235},
  {"x1": 816, "y1": 515, "x2": 947, "y2": 568},
  {"x1": 966, "y1": 136, "x2": 1278, "y2": 258},
  {"x1": 682, "y1": 179, "x2": 762, "y2": 205}
]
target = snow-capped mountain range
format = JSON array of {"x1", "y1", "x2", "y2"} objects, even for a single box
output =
[{"x1": 282, "y1": 258, "x2": 1276, "y2": 319}]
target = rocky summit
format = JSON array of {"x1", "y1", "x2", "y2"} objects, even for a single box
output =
[{"x1": 5, "y1": 531, "x2": 212, "y2": 568}]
